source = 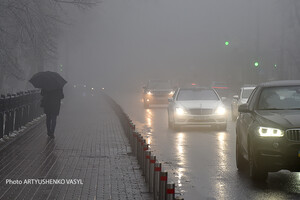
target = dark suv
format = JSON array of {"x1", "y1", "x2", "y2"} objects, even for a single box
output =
[
  {"x1": 236, "y1": 80, "x2": 300, "y2": 180},
  {"x1": 143, "y1": 80, "x2": 174, "y2": 108}
]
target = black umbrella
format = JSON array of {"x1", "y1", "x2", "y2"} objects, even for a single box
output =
[{"x1": 29, "y1": 71, "x2": 67, "y2": 90}]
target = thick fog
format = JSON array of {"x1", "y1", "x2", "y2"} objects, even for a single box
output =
[{"x1": 58, "y1": 0, "x2": 297, "y2": 93}]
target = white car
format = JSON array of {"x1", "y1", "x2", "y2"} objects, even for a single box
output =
[
  {"x1": 231, "y1": 86, "x2": 255, "y2": 120},
  {"x1": 167, "y1": 87, "x2": 227, "y2": 130}
]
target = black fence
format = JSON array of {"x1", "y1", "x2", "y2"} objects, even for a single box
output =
[{"x1": 0, "y1": 90, "x2": 43, "y2": 140}]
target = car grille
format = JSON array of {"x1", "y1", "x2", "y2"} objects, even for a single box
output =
[
  {"x1": 152, "y1": 91, "x2": 169, "y2": 96},
  {"x1": 286, "y1": 129, "x2": 300, "y2": 141},
  {"x1": 189, "y1": 109, "x2": 213, "y2": 115}
]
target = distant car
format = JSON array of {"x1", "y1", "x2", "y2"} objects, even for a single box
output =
[
  {"x1": 231, "y1": 86, "x2": 256, "y2": 120},
  {"x1": 236, "y1": 80, "x2": 300, "y2": 181},
  {"x1": 143, "y1": 80, "x2": 175, "y2": 108},
  {"x1": 211, "y1": 81, "x2": 234, "y2": 106},
  {"x1": 167, "y1": 87, "x2": 227, "y2": 130},
  {"x1": 72, "y1": 84, "x2": 95, "y2": 97},
  {"x1": 211, "y1": 81, "x2": 229, "y2": 96}
]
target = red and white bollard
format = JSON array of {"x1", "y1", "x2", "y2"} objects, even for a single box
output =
[
  {"x1": 166, "y1": 183, "x2": 175, "y2": 200},
  {"x1": 142, "y1": 143, "x2": 149, "y2": 175},
  {"x1": 159, "y1": 171, "x2": 168, "y2": 200},
  {"x1": 149, "y1": 155, "x2": 156, "y2": 193},
  {"x1": 144, "y1": 150, "x2": 151, "y2": 183},
  {"x1": 154, "y1": 163, "x2": 162, "y2": 200}
]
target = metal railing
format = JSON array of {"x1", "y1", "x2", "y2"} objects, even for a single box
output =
[
  {"x1": 103, "y1": 93, "x2": 184, "y2": 200},
  {"x1": 0, "y1": 90, "x2": 43, "y2": 141}
]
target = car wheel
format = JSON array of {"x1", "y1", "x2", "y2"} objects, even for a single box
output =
[
  {"x1": 248, "y1": 142, "x2": 268, "y2": 181},
  {"x1": 236, "y1": 136, "x2": 246, "y2": 171}
]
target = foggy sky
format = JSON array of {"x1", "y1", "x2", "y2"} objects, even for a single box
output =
[{"x1": 59, "y1": 0, "x2": 284, "y2": 92}]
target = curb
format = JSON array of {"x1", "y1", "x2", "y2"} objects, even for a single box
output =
[
  {"x1": 102, "y1": 92, "x2": 184, "y2": 200},
  {"x1": 0, "y1": 115, "x2": 45, "y2": 153}
]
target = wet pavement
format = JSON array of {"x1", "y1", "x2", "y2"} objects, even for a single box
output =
[
  {"x1": 110, "y1": 91, "x2": 300, "y2": 200},
  {"x1": 0, "y1": 93, "x2": 152, "y2": 200}
]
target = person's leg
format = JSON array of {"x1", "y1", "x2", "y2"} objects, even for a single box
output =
[
  {"x1": 50, "y1": 115, "x2": 57, "y2": 135},
  {"x1": 46, "y1": 114, "x2": 51, "y2": 135}
]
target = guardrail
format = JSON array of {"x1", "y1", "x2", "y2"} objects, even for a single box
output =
[
  {"x1": 0, "y1": 90, "x2": 43, "y2": 142},
  {"x1": 103, "y1": 93, "x2": 184, "y2": 200}
]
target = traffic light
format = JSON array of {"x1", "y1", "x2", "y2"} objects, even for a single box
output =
[
  {"x1": 254, "y1": 62, "x2": 259, "y2": 67},
  {"x1": 59, "y1": 64, "x2": 63, "y2": 72},
  {"x1": 274, "y1": 64, "x2": 277, "y2": 68},
  {"x1": 225, "y1": 41, "x2": 229, "y2": 46}
]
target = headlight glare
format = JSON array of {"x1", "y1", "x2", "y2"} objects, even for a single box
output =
[
  {"x1": 215, "y1": 106, "x2": 226, "y2": 115},
  {"x1": 147, "y1": 91, "x2": 152, "y2": 95},
  {"x1": 258, "y1": 127, "x2": 284, "y2": 137},
  {"x1": 169, "y1": 91, "x2": 175, "y2": 95},
  {"x1": 175, "y1": 107, "x2": 186, "y2": 115}
]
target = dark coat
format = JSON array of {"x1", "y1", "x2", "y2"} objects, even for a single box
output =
[{"x1": 41, "y1": 89, "x2": 64, "y2": 116}]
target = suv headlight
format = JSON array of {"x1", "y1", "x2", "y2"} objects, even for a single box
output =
[
  {"x1": 175, "y1": 107, "x2": 187, "y2": 115},
  {"x1": 147, "y1": 91, "x2": 152, "y2": 95},
  {"x1": 215, "y1": 106, "x2": 226, "y2": 115},
  {"x1": 169, "y1": 91, "x2": 175, "y2": 95},
  {"x1": 258, "y1": 127, "x2": 284, "y2": 137}
]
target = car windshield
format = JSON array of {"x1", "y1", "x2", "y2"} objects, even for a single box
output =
[
  {"x1": 177, "y1": 89, "x2": 219, "y2": 101},
  {"x1": 258, "y1": 86, "x2": 300, "y2": 110},
  {"x1": 148, "y1": 81, "x2": 172, "y2": 89},
  {"x1": 242, "y1": 88, "x2": 254, "y2": 99}
]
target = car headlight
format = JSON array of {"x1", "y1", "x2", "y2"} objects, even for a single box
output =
[
  {"x1": 215, "y1": 106, "x2": 226, "y2": 115},
  {"x1": 175, "y1": 107, "x2": 187, "y2": 115},
  {"x1": 147, "y1": 91, "x2": 152, "y2": 95},
  {"x1": 169, "y1": 91, "x2": 175, "y2": 95},
  {"x1": 258, "y1": 127, "x2": 284, "y2": 137}
]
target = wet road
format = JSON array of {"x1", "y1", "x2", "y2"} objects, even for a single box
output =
[{"x1": 111, "y1": 91, "x2": 300, "y2": 200}]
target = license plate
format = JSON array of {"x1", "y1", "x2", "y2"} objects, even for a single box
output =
[{"x1": 193, "y1": 116, "x2": 206, "y2": 120}]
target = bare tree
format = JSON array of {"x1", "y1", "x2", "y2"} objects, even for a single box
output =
[{"x1": 0, "y1": 0, "x2": 99, "y2": 93}]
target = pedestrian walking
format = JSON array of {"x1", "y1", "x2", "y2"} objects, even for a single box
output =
[
  {"x1": 29, "y1": 71, "x2": 67, "y2": 139},
  {"x1": 41, "y1": 89, "x2": 64, "y2": 138}
]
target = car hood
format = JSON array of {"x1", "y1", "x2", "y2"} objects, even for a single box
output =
[
  {"x1": 256, "y1": 110, "x2": 300, "y2": 129},
  {"x1": 176, "y1": 100, "x2": 223, "y2": 109},
  {"x1": 149, "y1": 89, "x2": 173, "y2": 92}
]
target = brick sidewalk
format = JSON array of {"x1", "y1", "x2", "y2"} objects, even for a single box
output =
[{"x1": 0, "y1": 93, "x2": 152, "y2": 200}]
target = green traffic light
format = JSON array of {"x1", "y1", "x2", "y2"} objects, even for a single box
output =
[
  {"x1": 274, "y1": 64, "x2": 277, "y2": 68},
  {"x1": 225, "y1": 41, "x2": 229, "y2": 46},
  {"x1": 254, "y1": 62, "x2": 259, "y2": 67}
]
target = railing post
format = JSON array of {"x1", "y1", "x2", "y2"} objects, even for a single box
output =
[
  {"x1": 0, "y1": 94, "x2": 5, "y2": 140},
  {"x1": 154, "y1": 162, "x2": 162, "y2": 200},
  {"x1": 144, "y1": 150, "x2": 151, "y2": 183},
  {"x1": 4, "y1": 94, "x2": 12, "y2": 138},
  {"x1": 149, "y1": 155, "x2": 156, "y2": 193},
  {"x1": 166, "y1": 183, "x2": 175, "y2": 200},
  {"x1": 142, "y1": 143, "x2": 148, "y2": 176},
  {"x1": 137, "y1": 134, "x2": 142, "y2": 165},
  {"x1": 132, "y1": 131, "x2": 138, "y2": 156},
  {"x1": 159, "y1": 171, "x2": 168, "y2": 200}
]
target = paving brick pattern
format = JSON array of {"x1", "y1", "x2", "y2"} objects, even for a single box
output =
[{"x1": 0, "y1": 94, "x2": 152, "y2": 200}]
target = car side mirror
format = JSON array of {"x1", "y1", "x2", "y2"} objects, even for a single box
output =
[
  {"x1": 233, "y1": 95, "x2": 239, "y2": 100},
  {"x1": 221, "y1": 97, "x2": 227, "y2": 101},
  {"x1": 238, "y1": 104, "x2": 251, "y2": 113},
  {"x1": 168, "y1": 98, "x2": 173, "y2": 102}
]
